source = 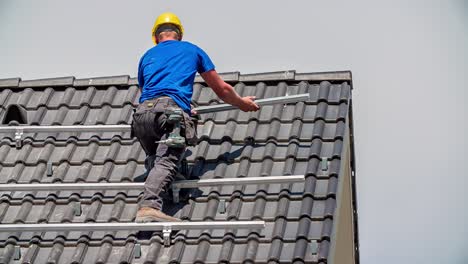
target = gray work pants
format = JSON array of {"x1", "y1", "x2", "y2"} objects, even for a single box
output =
[{"x1": 131, "y1": 97, "x2": 195, "y2": 210}]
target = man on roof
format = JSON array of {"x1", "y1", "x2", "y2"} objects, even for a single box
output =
[{"x1": 133, "y1": 12, "x2": 259, "y2": 222}]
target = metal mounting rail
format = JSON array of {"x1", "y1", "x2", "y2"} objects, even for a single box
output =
[
  {"x1": 0, "y1": 175, "x2": 305, "y2": 203},
  {"x1": 0, "y1": 124, "x2": 132, "y2": 133},
  {"x1": 0, "y1": 93, "x2": 310, "y2": 134},
  {"x1": 174, "y1": 175, "x2": 304, "y2": 188},
  {"x1": 0, "y1": 221, "x2": 265, "y2": 232},
  {"x1": 193, "y1": 93, "x2": 310, "y2": 114},
  {"x1": 0, "y1": 221, "x2": 265, "y2": 247},
  {"x1": 0, "y1": 175, "x2": 304, "y2": 191},
  {"x1": 171, "y1": 175, "x2": 303, "y2": 202},
  {"x1": 0, "y1": 124, "x2": 132, "y2": 148}
]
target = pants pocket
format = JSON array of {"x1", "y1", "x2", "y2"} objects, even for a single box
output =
[
  {"x1": 132, "y1": 111, "x2": 160, "y2": 138},
  {"x1": 182, "y1": 112, "x2": 198, "y2": 146}
]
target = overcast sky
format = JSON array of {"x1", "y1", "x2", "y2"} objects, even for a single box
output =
[{"x1": 1, "y1": 1, "x2": 467, "y2": 263}]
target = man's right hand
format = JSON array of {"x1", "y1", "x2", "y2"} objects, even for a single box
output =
[{"x1": 239, "y1": 96, "x2": 260, "y2": 112}]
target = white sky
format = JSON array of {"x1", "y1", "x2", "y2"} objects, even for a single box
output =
[{"x1": 1, "y1": 1, "x2": 467, "y2": 263}]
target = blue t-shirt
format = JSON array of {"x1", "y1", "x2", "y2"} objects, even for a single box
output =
[{"x1": 138, "y1": 40, "x2": 215, "y2": 113}]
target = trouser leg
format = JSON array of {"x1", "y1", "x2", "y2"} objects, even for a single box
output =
[{"x1": 139, "y1": 133, "x2": 185, "y2": 210}]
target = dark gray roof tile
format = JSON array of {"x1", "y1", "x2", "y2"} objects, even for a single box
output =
[
  {"x1": 82, "y1": 87, "x2": 98, "y2": 106},
  {"x1": 317, "y1": 240, "x2": 330, "y2": 261},
  {"x1": 340, "y1": 82, "x2": 352, "y2": 101},
  {"x1": 192, "y1": 83, "x2": 204, "y2": 103},
  {"x1": 337, "y1": 102, "x2": 349, "y2": 121},
  {"x1": 95, "y1": 241, "x2": 113, "y2": 264},
  {"x1": 197, "y1": 87, "x2": 217, "y2": 105},
  {"x1": 0, "y1": 91, "x2": 13, "y2": 118},
  {"x1": 16, "y1": 87, "x2": 34, "y2": 107},
  {"x1": 292, "y1": 238, "x2": 309, "y2": 262},
  {"x1": 329, "y1": 84, "x2": 344, "y2": 103}
]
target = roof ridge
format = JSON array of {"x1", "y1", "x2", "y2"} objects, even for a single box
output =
[{"x1": 0, "y1": 70, "x2": 352, "y2": 88}]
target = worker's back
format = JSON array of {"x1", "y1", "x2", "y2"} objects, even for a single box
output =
[{"x1": 138, "y1": 40, "x2": 214, "y2": 113}]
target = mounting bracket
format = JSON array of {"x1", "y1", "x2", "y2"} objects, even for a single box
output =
[
  {"x1": 171, "y1": 185, "x2": 180, "y2": 203},
  {"x1": 46, "y1": 161, "x2": 53, "y2": 177},
  {"x1": 73, "y1": 202, "x2": 82, "y2": 216},
  {"x1": 134, "y1": 243, "x2": 141, "y2": 258},
  {"x1": 15, "y1": 129, "x2": 23, "y2": 148},
  {"x1": 163, "y1": 225, "x2": 172, "y2": 247},
  {"x1": 218, "y1": 200, "x2": 226, "y2": 214},
  {"x1": 13, "y1": 245, "x2": 21, "y2": 260},
  {"x1": 318, "y1": 157, "x2": 330, "y2": 177}
]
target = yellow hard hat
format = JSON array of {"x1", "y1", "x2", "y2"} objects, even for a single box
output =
[{"x1": 152, "y1": 12, "x2": 184, "y2": 45}]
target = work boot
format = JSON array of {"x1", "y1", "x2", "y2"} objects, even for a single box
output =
[{"x1": 135, "y1": 207, "x2": 180, "y2": 222}]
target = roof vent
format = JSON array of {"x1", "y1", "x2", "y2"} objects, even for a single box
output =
[{"x1": 2, "y1": 105, "x2": 27, "y2": 125}]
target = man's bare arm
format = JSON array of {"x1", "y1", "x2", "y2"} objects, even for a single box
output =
[{"x1": 200, "y1": 70, "x2": 259, "y2": 112}]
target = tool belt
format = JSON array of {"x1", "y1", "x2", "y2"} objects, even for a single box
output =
[{"x1": 132, "y1": 96, "x2": 198, "y2": 146}]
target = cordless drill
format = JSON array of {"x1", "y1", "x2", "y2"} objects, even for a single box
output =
[{"x1": 156, "y1": 109, "x2": 186, "y2": 148}]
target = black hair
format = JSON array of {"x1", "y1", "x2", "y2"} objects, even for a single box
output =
[{"x1": 155, "y1": 24, "x2": 181, "y2": 36}]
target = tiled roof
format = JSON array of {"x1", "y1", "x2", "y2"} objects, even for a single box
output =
[{"x1": 0, "y1": 71, "x2": 357, "y2": 264}]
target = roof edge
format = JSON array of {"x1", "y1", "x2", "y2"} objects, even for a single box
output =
[{"x1": 328, "y1": 99, "x2": 359, "y2": 264}]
